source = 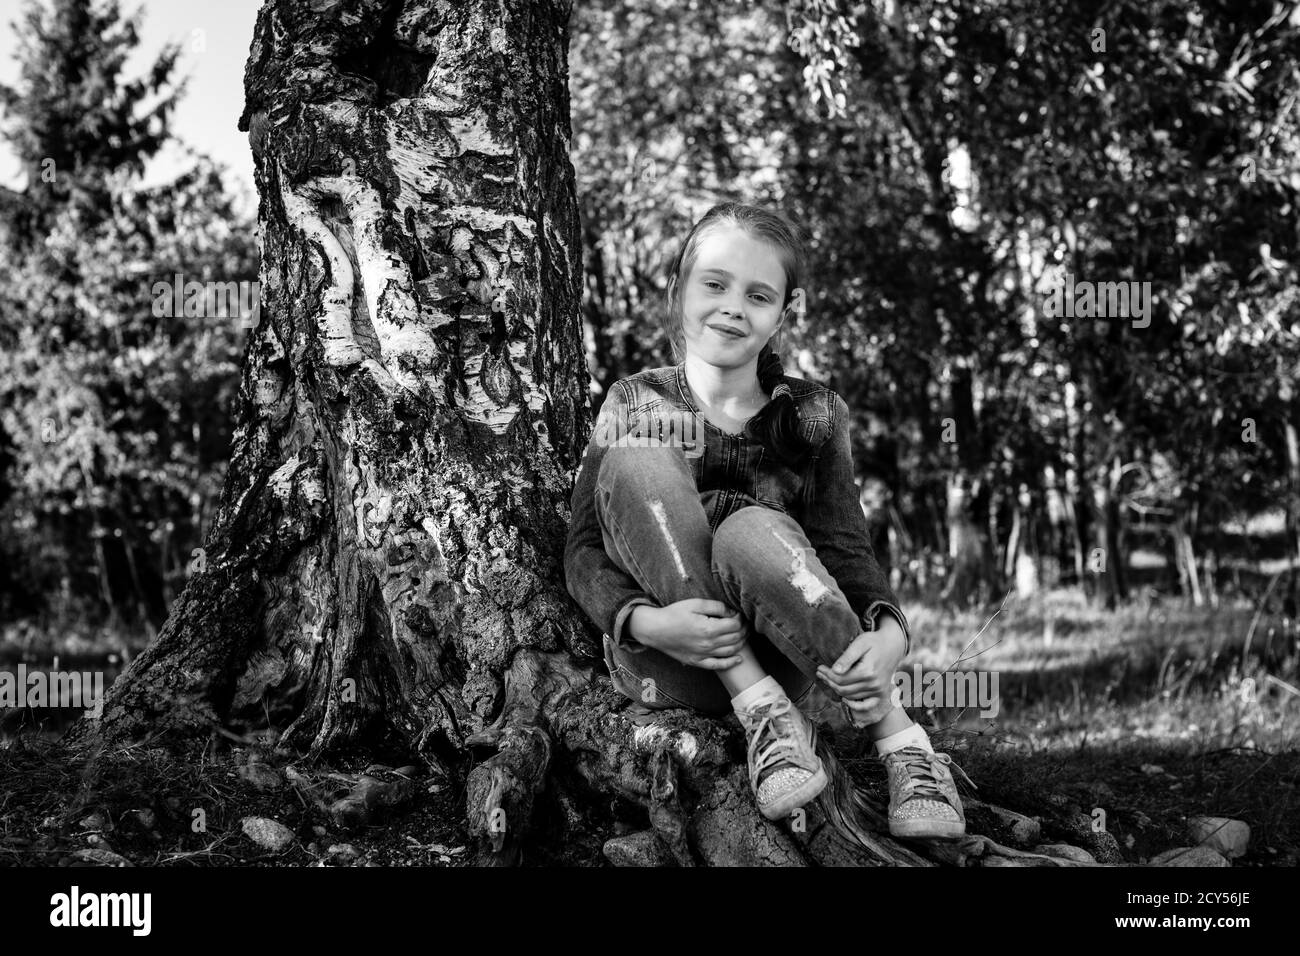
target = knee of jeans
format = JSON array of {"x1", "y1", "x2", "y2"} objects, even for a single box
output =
[{"x1": 714, "y1": 505, "x2": 779, "y2": 567}]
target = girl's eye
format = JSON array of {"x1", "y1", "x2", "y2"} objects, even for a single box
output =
[{"x1": 702, "y1": 280, "x2": 769, "y2": 303}]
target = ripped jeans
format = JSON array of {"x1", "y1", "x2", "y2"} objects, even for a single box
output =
[{"x1": 595, "y1": 443, "x2": 869, "y2": 724}]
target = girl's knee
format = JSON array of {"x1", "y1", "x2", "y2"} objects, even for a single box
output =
[{"x1": 715, "y1": 506, "x2": 798, "y2": 563}]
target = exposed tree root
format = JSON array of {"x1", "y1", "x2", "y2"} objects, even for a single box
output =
[{"x1": 463, "y1": 649, "x2": 1084, "y2": 866}]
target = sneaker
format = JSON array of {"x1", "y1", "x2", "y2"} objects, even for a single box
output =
[
  {"x1": 882, "y1": 746, "x2": 971, "y2": 840},
  {"x1": 735, "y1": 694, "x2": 829, "y2": 820}
]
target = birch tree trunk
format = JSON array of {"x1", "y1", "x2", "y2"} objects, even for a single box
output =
[
  {"x1": 61, "y1": 0, "x2": 1068, "y2": 869},
  {"x1": 67, "y1": 0, "x2": 596, "y2": 854},
  {"x1": 939, "y1": 363, "x2": 996, "y2": 607},
  {"x1": 1281, "y1": 373, "x2": 1300, "y2": 615}
]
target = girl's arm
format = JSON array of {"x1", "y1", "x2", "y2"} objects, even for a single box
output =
[
  {"x1": 798, "y1": 392, "x2": 911, "y2": 654},
  {"x1": 563, "y1": 380, "x2": 660, "y2": 650}
]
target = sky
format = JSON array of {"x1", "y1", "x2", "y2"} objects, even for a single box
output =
[{"x1": 0, "y1": 0, "x2": 263, "y2": 202}]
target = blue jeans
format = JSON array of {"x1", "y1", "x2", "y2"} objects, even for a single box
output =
[{"x1": 595, "y1": 443, "x2": 868, "y2": 721}]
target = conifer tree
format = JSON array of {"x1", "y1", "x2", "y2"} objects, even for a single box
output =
[{"x1": 0, "y1": 0, "x2": 182, "y2": 247}]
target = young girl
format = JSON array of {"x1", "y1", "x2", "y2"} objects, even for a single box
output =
[{"x1": 563, "y1": 202, "x2": 969, "y2": 840}]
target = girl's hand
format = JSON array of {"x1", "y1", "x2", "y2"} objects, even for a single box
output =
[
  {"x1": 629, "y1": 599, "x2": 750, "y2": 670},
  {"x1": 816, "y1": 615, "x2": 907, "y2": 715}
]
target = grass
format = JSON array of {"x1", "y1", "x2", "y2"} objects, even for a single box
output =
[{"x1": 876, "y1": 590, "x2": 1300, "y2": 865}]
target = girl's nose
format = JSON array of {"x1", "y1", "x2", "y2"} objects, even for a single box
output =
[{"x1": 720, "y1": 295, "x2": 745, "y2": 316}]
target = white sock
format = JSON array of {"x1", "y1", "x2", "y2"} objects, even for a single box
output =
[
  {"x1": 731, "y1": 675, "x2": 784, "y2": 713},
  {"x1": 873, "y1": 721, "x2": 933, "y2": 757}
]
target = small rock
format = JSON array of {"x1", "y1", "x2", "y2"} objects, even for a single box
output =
[
  {"x1": 1140, "y1": 763, "x2": 1166, "y2": 775},
  {"x1": 131, "y1": 809, "x2": 157, "y2": 830},
  {"x1": 327, "y1": 843, "x2": 360, "y2": 863},
  {"x1": 1061, "y1": 810, "x2": 1126, "y2": 864},
  {"x1": 1088, "y1": 832, "x2": 1125, "y2": 865},
  {"x1": 1150, "y1": 846, "x2": 1229, "y2": 867},
  {"x1": 422, "y1": 843, "x2": 466, "y2": 857},
  {"x1": 237, "y1": 763, "x2": 285, "y2": 791},
  {"x1": 85, "y1": 833, "x2": 115, "y2": 852},
  {"x1": 1187, "y1": 816, "x2": 1250, "y2": 860},
  {"x1": 240, "y1": 816, "x2": 295, "y2": 852},
  {"x1": 312, "y1": 825, "x2": 327, "y2": 837},
  {"x1": 78, "y1": 812, "x2": 108, "y2": 831},
  {"x1": 965, "y1": 800, "x2": 1041, "y2": 848},
  {"x1": 1032, "y1": 843, "x2": 1096, "y2": 863},
  {"x1": 73, "y1": 848, "x2": 132, "y2": 867},
  {"x1": 1124, "y1": 833, "x2": 1135, "y2": 848},
  {"x1": 602, "y1": 830, "x2": 677, "y2": 867},
  {"x1": 327, "y1": 774, "x2": 414, "y2": 831}
]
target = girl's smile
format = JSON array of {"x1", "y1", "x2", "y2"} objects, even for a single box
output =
[{"x1": 705, "y1": 322, "x2": 748, "y2": 340}]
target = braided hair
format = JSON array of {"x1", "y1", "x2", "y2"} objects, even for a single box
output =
[{"x1": 662, "y1": 202, "x2": 821, "y2": 513}]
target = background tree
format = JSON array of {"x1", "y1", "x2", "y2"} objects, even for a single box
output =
[
  {"x1": 0, "y1": 0, "x2": 182, "y2": 247},
  {"x1": 0, "y1": 0, "x2": 254, "y2": 631}
]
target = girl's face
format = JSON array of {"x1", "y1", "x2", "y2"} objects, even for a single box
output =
[{"x1": 679, "y1": 224, "x2": 790, "y2": 370}]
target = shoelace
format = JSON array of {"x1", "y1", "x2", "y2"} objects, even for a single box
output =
[
  {"x1": 890, "y1": 746, "x2": 974, "y2": 800},
  {"x1": 743, "y1": 697, "x2": 812, "y2": 784}
]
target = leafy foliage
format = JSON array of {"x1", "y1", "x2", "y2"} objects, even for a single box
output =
[
  {"x1": 570, "y1": 0, "x2": 1300, "y2": 608},
  {"x1": 0, "y1": 0, "x2": 254, "y2": 626}
]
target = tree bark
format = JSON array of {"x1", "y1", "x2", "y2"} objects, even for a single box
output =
[
  {"x1": 939, "y1": 363, "x2": 996, "y2": 607},
  {"x1": 1171, "y1": 509, "x2": 1203, "y2": 607},
  {"x1": 1281, "y1": 373, "x2": 1300, "y2": 615},
  {"x1": 1087, "y1": 455, "x2": 1128, "y2": 610}
]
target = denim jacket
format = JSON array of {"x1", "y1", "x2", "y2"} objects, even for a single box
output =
[{"x1": 563, "y1": 361, "x2": 910, "y2": 656}]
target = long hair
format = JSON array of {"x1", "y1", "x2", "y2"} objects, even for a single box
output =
[{"x1": 662, "y1": 202, "x2": 820, "y2": 512}]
